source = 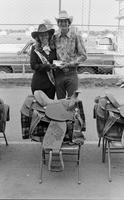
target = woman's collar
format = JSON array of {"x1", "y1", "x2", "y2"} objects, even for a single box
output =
[{"x1": 43, "y1": 45, "x2": 51, "y2": 55}]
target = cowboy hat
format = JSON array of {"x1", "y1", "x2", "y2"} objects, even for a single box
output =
[
  {"x1": 31, "y1": 23, "x2": 55, "y2": 39},
  {"x1": 55, "y1": 10, "x2": 73, "y2": 25}
]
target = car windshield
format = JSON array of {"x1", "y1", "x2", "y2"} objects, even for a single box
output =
[
  {"x1": 98, "y1": 38, "x2": 111, "y2": 45},
  {"x1": 0, "y1": 44, "x2": 25, "y2": 53}
]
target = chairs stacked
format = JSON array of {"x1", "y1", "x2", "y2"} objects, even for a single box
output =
[{"x1": 94, "y1": 93, "x2": 124, "y2": 182}]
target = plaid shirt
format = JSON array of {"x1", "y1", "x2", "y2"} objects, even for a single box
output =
[{"x1": 51, "y1": 29, "x2": 87, "y2": 64}]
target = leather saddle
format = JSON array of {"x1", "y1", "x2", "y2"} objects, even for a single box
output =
[
  {"x1": 45, "y1": 103, "x2": 73, "y2": 121},
  {"x1": 20, "y1": 95, "x2": 46, "y2": 117},
  {"x1": 106, "y1": 93, "x2": 124, "y2": 118},
  {"x1": 43, "y1": 103, "x2": 74, "y2": 152},
  {"x1": 94, "y1": 93, "x2": 124, "y2": 138},
  {"x1": 21, "y1": 95, "x2": 84, "y2": 152}
]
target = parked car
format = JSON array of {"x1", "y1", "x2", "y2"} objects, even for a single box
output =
[
  {"x1": 0, "y1": 41, "x2": 33, "y2": 73},
  {"x1": 0, "y1": 40, "x2": 116, "y2": 74}
]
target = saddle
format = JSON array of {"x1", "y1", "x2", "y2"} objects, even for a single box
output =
[
  {"x1": 42, "y1": 101, "x2": 84, "y2": 172},
  {"x1": 20, "y1": 95, "x2": 46, "y2": 117},
  {"x1": 94, "y1": 93, "x2": 124, "y2": 138},
  {"x1": 45, "y1": 103, "x2": 73, "y2": 121},
  {"x1": 43, "y1": 103, "x2": 74, "y2": 152},
  {"x1": 21, "y1": 94, "x2": 85, "y2": 151}
]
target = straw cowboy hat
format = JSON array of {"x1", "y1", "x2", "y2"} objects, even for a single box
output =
[
  {"x1": 31, "y1": 23, "x2": 55, "y2": 39},
  {"x1": 55, "y1": 10, "x2": 73, "y2": 25}
]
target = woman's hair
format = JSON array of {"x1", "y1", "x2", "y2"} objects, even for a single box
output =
[
  {"x1": 35, "y1": 36, "x2": 41, "y2": 44},
  {"x1": 35, "y1": 32, "x2": 53, "y2": 46}
]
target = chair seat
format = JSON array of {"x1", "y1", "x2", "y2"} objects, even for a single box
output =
[
  {"x1": 42, "y1": 143, "x2": 81, "y2": 152},
  {"x1": 61, "y1": 143, "x2": 81, "y2": 151},
  {"x1": 39, "y1": 142, "x2": 83, "y2": 184},
  {"x1": 111, "y1": 141, "x2": 124, "y2": 148}
]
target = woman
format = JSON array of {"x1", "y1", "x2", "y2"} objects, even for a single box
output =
[{"x1": 30, "y1": 23, "x2": 56, "y2": 99}]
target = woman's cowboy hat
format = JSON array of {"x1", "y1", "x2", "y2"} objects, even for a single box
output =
[
  {"x1": 55, "y1": 10, "x2": 73, "y2": 25},
  {"x1": 31, "y1": 23, "x2": 55, "y2": 39}
]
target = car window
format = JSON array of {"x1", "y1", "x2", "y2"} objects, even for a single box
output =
[{"x1": 99, "y1": 38, "x2": 110, "y2": 45}]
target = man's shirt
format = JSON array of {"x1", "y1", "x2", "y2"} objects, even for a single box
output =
[{"x1": 51, "y1": 29, "x2": 87, "y2": 64}]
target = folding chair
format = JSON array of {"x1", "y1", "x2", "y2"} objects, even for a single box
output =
[
  {"x1": 101, "y1": 120, "x2": 124, "y2": 182},
  {"x1": 29, "y1": 100, "x2": 85, "y2": 184},
  {"x1": 94, "y1": 94, "x2": 124, "y2": 182},
  {"x1": 21, "y1": 92, "x2": 86, "y2": 184}
]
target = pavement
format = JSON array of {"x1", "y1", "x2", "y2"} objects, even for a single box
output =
[
  {"x1": 0, "y1": 85, "x2": 124, "y2": 199},
  {"x1": 0, "y1": 141, "x2": 124, "y2": 199}
]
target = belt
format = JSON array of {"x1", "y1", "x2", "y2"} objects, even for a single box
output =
[
  {"x1": 62, "y1": 67, "x2": 76, "y2": 73},
  {"x1": 55, "y1": 67, "x2": 77, "y2": 74}
]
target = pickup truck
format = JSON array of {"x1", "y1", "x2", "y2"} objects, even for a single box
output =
[{"x1": 0, "y1": 40, "x2": 116, "y2": 74}]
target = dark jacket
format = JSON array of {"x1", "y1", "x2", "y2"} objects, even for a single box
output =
[{"x1": 30, "y1": 45, "x2": 56, "y2": 92}]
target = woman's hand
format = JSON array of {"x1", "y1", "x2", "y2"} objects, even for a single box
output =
[
  {"x1": 50, "y1": 64, "x2": 57, "y2": 69},
  {"x1": 42, "y1": 64, "x2": 51, "y2": 71}
]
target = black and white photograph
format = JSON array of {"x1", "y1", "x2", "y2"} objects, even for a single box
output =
[{"x1": 0, "y1": 0, "x2": 124, "y2": 199}]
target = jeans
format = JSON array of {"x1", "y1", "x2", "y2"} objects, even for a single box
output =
[{"x1": 55, "y1": 70, "x2": 78, "y2": 99}]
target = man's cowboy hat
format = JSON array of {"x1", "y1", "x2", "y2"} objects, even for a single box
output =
[
  {"x1": 31, "y1": 23, "x2": 55, "y2": 39},
  {"x1": 55, "y1": 10, "x2": 73, "y2": 25}
]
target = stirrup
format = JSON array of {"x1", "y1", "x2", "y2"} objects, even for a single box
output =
[{"x1": 48, "y1": 150, "x2": 64, "y2": 172}]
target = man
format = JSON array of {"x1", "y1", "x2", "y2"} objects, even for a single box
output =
[{"x1": 51, "y1": 10, "x2": 87, "y2": 99}]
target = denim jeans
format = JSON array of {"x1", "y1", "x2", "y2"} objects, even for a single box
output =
[{"x1": 55, "y1": 70, "x2": 78, "y2": 99}]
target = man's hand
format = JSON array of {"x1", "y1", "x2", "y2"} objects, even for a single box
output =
[
  {"x1": 57, "y1": 62, "x2": 67, "y2": 69},
  {"x1": 61, "y1": 61, "x2": 78, "y2": 68},
  {"x1": 53, "y1": 61, "x2": 78, "y2": 69}
]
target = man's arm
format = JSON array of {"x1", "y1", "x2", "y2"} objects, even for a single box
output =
[
  {"x1": 74, "y1": 34, "x2": 87, "y2": 64},
  {"x1": 64, "y1": 34, "x2": 87, "y2": 67}
]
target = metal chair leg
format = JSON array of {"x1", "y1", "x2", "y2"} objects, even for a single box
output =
[
  {"x1": 107, "y1": 141, "x2": 112, "y2": 182},
  {"x1": 42, "y1": 149, "x2": 46, "y2": 164},
  {"x1": 102, "y1": 137, "x2": 105, "y2": 162},
  {"x1": 104, "y1": 138, "x2": 107, "y2": 163},
  {"x1": 59, "y1": 150, "x2": 64, "y2": 170},
  {"x1": 3, "y1": 131, "x2": 8, "y2": 146},
  {"x1": 102, "y1": 137, "x2": 107, "y2": 163},
  {"x1": 48, "y1": 150, "x2": 52, "y2": 171},
  {"x1": 39, "y1": 144, "x2": 43, "y2": 184},
  {"x1": 98, "y1": 137, "x2": 101, "y2": 147},
  {"x1": 77, "y1": 144, "x2": 81, "y2": 165},
  {"x1": 77, "y1": 144, "x2": 81, "y2": 184}
]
